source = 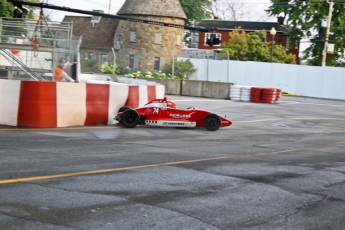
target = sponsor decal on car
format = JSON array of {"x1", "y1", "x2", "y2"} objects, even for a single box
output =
[
  {"x1": 170, "y1": 114, "x2": 191, "y2": 119},
  {"x1": 145, "y1": 120, "x2": 196, "y2": 127}
]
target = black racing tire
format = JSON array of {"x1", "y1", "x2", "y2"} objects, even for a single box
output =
[
  {"x1": 204, "y1": 113, "x2": 221, "y2": 131},
  {"x1": 121, "y1": 109, "x2": 139, "y2": 128},
  {"x1": 118, "y1": 106, "x2": 132, "y2": 113},
  {"x1": 116, "y1": 106, "x2": 132, "y2": 124}
]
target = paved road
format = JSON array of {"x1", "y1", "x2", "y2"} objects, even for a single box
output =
[{"x1": 0, "y1": 96, "x2": 345, "y2": 230}]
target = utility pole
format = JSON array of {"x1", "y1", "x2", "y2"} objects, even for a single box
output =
[
  {"x1": 108, "y1": 0, "x2": 111, "y2": 14},
  {"x1": 322, "y1": 0, "x2": 334, "y2": 67}
]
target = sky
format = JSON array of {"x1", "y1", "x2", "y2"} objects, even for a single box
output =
[
  {"x1": 44, "y1": 0, "x2": 275, "y2": 22},
  {"x1": 45, "y1": 0, "x2": 127, "y2": 21}
]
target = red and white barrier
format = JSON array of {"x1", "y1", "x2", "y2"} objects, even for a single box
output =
[
  {"x1": 250, "y1": 87, "x2": 263, "y2": 103},
  {"x1": 0, "y1": 79, "x2": 165, "y2": 128}
]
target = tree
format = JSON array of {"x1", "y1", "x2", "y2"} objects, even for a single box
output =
[
  {"x1": 0, "y1": 0, "x2": 13, "y2": 18},
  {"x1": 211, "y1": 0, "x2": 269, "y2": 21},
  {"x1": 0, "y1": 0, "x2": 39, "y2": 43},
  {"x1": 220, "y1": 29, "x2": 296, "y2": 63},
  {"x1": 266, "y1": 0, "x2": 345, "y2": 66},
  {"x1": 221, "y1": 29, "x2": 247, "y2": 61},
  {"x1": 179, "y1": 0, "x2": 213, "y2": 26},
  {"x1": 0, "y1": 0, "x2": 38, "y2": 19}
]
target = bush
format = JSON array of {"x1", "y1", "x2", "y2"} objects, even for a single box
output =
[
  {"x1": 99, "y1": 62, "x2": 120, "y2": 74},
  {"x1": 124, "y1": 59, "x2": 196, "y2": 80},
  {"x1": 125, "y1": 68, "x2": 173, "y2": 79},
  {"x1": 166, "y1": 59, "x2": 196, "y2": 79}
]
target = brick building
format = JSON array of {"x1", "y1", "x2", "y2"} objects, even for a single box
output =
[
  {"x1": 63, "y1": 14, "x2": 119, "y2": 73},
  {"x1": 193, "y1": 17, "x2": 300, "y2": 64}
]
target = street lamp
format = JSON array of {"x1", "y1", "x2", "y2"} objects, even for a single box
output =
[{"x1": 270, "y1": 27, "x2": 276, "y2": 63}]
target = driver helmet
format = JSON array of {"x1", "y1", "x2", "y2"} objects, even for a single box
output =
[{"x1": 166, "y1": 100, "x2": 176, "y2": 108}]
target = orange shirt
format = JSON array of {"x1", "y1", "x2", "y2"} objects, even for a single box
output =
[{"x1": 54, "y1": 67, "x2": 64, "y2": 82}]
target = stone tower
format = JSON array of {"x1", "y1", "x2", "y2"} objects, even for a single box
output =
[{"x1": 115, "y1": 0, "x2": 187, "y2": 73}]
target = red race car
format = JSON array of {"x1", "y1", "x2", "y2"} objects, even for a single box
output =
[{"x1": 115, "y1": 97, "x2": 232, "y2": 131}]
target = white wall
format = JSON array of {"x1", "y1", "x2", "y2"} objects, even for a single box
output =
[{"x1": 179, "y1": 58, "x2": 345, "y2": 100}]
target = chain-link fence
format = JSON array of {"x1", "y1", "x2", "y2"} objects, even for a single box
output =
[{"x1": 0, "y1": 17, "x2": 79, "y2": 81}]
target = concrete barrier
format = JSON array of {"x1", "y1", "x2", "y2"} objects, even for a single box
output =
[
  {"x1": 118, "y1": 77, "x2": 235, "y2": 99},
  {"x1": 202, "y1": 81, "x2": 232, "y2": 99},
  {"x1": 181, "y1": 80, "x2": 203, "y2": 97}
]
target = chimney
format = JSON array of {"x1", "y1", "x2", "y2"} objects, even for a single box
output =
[
  {"x1": 277, "y1": 16, "x2": 284, "y2": 25},
  {"x1": 214, "y1": 16, "x2": 219, "y2": 20}
]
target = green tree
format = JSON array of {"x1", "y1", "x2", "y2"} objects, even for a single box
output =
[
  {"x1": 0, "y1": 0, "x2": 13, "y2": 18},
  {"x1": 0, "y1": 0, "x2": 38, "y2": 19},
  {"x1": 246, "y1": 30, "x2": 270, "y2": 61},
  {"x1": 0, "y1": 0, "x2": 45, "y2": 43},
  {"x1": 220, "y1": 29, "x2": 296, "y2": 63},
  {"x1": 179, "y1": 0, "x2": 213, "y2": 26},
  {"x1": 221, "y1": 29, "x2": 248, "y2": 61},
  {"x1": 266, "y1": 0, "x2": 345, "y2": 66}
]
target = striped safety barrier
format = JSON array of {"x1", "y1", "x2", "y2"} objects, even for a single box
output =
[{"x1": 0, "y1": 79, "x2": 165, "y2": 128}]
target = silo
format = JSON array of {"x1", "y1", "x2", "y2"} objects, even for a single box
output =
[{"x1": 115, "y1": 0, "x2": 187, "y2": 73}]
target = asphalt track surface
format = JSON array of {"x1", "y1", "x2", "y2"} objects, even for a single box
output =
[{"x1": 0, "y1": 95, "x2": 345, "y2": 230}]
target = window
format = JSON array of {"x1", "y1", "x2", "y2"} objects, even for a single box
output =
[
  {"x1": 191, "y1": 32, "x2": 199, "y2": 48},
  {"x1": 204, "y1": 55, "x2": 215, "y2": 60},
  {"x1": 154, "y1": 57, "x2": 160, "y2": 71},
  {"x1": 129, "y1": 31, "x2": 137, "y2": 42},
  {"x1": 129, "y1": 55, "x2": 135, "y2": 68},
  {"x1": 176, "y1": 35, "x2": 181, "y2": 46},
  {"x1": 88, "y1": 52, "x2": 93, "y2": 60},
  {"x1": 100, "y1": 53, "x2": 108, "y2": 65},
  {"x1": 154, "y1": 33, "x2": 162, "y2": 44},
  {"x1": 129, "y1": 55, "x2": 139, "y2": 69},
  {"x1": 114, "y1": 29, "x2": 121, "y2": 49},
  {"x1": 204, "y1": 33, "x2": 221, "y2": 46}
]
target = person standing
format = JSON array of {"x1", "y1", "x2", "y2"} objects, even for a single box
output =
[{"x1": 54, "y1": 59, "x2": 75, "y2": 82}]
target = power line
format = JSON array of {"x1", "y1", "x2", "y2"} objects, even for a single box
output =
[{"x1": 6, "y1": 0, "x2": 211, "y2": 32}]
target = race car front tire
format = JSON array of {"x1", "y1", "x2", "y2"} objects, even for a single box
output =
[
  {"x1": 121, "y1": 109, "x2": 139, "y2": 128},
  {"x1": 116, "y1": 106, "x2": 133, "y2": 124},
  {"x1": 118, "y1": 106, "x2": 132, "y2": 113},
  {"x1": 204, "y1": 113, "x2": 221, "y2": 131}
]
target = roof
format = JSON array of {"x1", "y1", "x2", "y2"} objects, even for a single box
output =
[
  {"x1": 197, "y1": 20, "x2": 292, "y2": 33},
  {"x1": 63, "y1": 16, "x2": 119, "y2": 48},
  {"x1": 117, "y1": 0, "x2": 187, "y2": 19}
]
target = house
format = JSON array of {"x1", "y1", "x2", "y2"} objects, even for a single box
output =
[
  {"x1": 193, "y1": 17, "x2": 300, "y2": 64},
  {"x1": 63, "y1": 13, "x2": 119, "y2": 73},
  {"x1": 62, "y1": 0, "x2": 187, "y2": 74}
]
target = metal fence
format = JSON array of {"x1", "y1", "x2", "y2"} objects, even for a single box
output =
[{"x1": 0, "y1": 17, "x2": 80, "y2": 81}]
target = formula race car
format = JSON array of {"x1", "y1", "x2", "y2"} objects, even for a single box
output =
[{"x1": 115, "y1": 97, "x2": 232, "y2": 131}]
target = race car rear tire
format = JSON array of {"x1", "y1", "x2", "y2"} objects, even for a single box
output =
[
  {"x1": 118, "y1": 106, "x2": 132, "y2": 113},
  {"x1": 121, "y1": 109, "x2": 139, "y2": 128},
  {"x1": 204, "y1": 113, "x2": 221, "y2": 131}
]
